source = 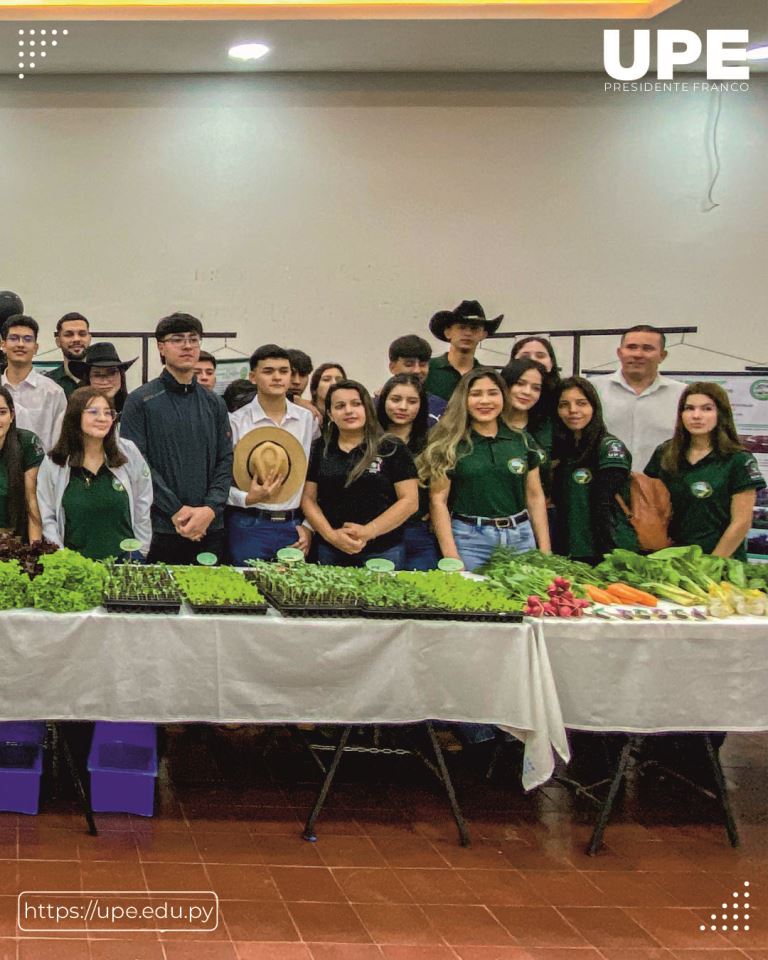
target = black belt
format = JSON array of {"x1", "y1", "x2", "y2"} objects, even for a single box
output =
[
  {"x1": 229, "y1": 506, "x2": 303, "y2": 522},
  {"x1": 452, "y1": 510, "x2": 529, "y2": 529}
]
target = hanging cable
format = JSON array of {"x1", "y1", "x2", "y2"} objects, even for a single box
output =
[{"x1": 703, "y1": 88, "x2": 723, "y2": 213}]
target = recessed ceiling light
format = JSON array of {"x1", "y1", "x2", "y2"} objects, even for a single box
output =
[
  {"x1": 747, "y1": 44, "x2": 768, "y2": 61},
  {"x1": 228, "y1": 43, "x2": 270, "y2": 62}
]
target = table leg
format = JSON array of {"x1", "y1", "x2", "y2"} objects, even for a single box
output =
[
  {"x1": 55, "y1": 723, "x2": 98, "y2": 837},
  {"x1": 425, "y1": 721, "x2": 470, "y2": 847},
  {"x1": 302, "y1": 725, "x2": 352, "y2": 842},
  {"x1": 587, "y1": 735, "x2": 636, "y2": 856},
  {"x1": 704, "y1": 734, "x2": 740, "y2": 848}
]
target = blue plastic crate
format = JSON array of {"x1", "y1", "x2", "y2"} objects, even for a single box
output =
[
  {"x1": 87, "y1": 722, "x2": 158, "y2": 817},
  {"x1": 0, "y1": 721, "x2": 45, "y2": 815}
]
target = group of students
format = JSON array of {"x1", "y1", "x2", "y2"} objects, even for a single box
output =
[{"x1": 0, "y1": 288, "x2": 763, "y2": 570}]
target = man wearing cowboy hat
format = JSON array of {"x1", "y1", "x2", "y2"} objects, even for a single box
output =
[
  {"x1": 424, "y1": 300, "x2": 503, "y2": 402},
  {"x1": 45, "y1": 311, "x2": 93, "y2": 398},
  {"x1": 228, "y1": 343, "x2": 319, "y2": 565}
]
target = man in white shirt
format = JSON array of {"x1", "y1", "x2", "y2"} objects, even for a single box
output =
[
  {"x1": 227, "y1": 344, "x2": 319, "y2": 565},
  {"x1": 593, "y1": 324, "x2": 685, "y2": 472},
  {"x1": 1, "y1": 315, "x2": 67, "y2": 452}
]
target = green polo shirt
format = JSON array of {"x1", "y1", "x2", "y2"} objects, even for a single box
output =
[
  {"x1": 646, "y1": 443, "x2": 766, "y2": 560},
  {"x1": 560, "y1": 434, "x2": 637, "y2": 560},
  {"x1": 0, "y1": 429, "x2": 45, "y2": 529},
  {"x1": 449, "y1": 424, "x2": 540, "y2": 519},
  {"x1": 424, "y1": 354, "x2": 480, "y2": 402},
  {"x1": 62, "y1": 464, "x2": 133, "y2": 560},
  {"x1": 45, "y1": 363, "x2": 80, "y2": 398},
  {"x1": 528, "y1": 418, "x2": 553, "y2": 497}
]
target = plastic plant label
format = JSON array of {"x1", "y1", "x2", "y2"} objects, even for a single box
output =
[
  {"x1": 196, "y1": 552, "x2": 218, "y2": 566},
  {"x1": 438, "y1": 557, "x2": 464, "y2": 573},
  {"x1": 365, "y1": 558, "x2": 395, "y2": 573},
  {"x1": 276, "y1": 547, "x2": 304, "y2": 564},
  {"x1": 119, "y1": 538, "x2": 142, "y2": 553}
]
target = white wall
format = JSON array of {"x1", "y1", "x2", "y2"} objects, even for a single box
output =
[{"x1": 1, "y1": 72, "x2": 766, "y2": 389}]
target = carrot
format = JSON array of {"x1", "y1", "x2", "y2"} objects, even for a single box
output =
[
  {"x1": 585, "y1": 584, "x2": 616, "y2": 605},
  {"x1": 605, "y1": 583, "x2": 658, "y2": 607}
]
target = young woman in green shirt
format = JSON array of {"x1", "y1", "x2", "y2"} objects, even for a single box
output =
[
  {"x1": 0, "y1": 386, "x2": 44, "y2": 542},
  {"x1": 552, "y1": 376, "x2": 638, "y2": 564},
  {"x1": 645, "y1": 382, "x2": 765, "y2": 561},
  {"x1": 419, "y1": 368, "x2": 551, "y2": 572}
]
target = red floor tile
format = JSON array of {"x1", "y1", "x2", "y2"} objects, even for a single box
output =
[
  {"x1": 393, "y1": 868, "x2": 478, "y2": 905},
  {"x1": 80, "y1": 859, "x2": 147, "y2": 891},
  {"x1": 307, "y1": 945, "x2": 383, "y2": 960},
  {"x1": 371, "y1": 838, "x2": 450, "y2": 870},
  {"x1": 518, "y1": 871, "x2": 608, "y2": 907},
  {"x1": 17, "y1": 940, "x2": 91, "y2": 959},
  {"x1": 627, "y1": 907, "x2": 733, "y2": 949},
  {"x1": 17, "y1": 859, "x2": 81, "y2": 892},
  {"x1": 206, "y1": 864, "x2": 281, "y2": 901},
  {"x1": 269, "y1": 866, "x2": 346, "y2": 902},
  {"x1": 420, "y1": 905, "x2": 516, "y2": 946},
  {"x1": 430, "y1": 840, "x2": 512, "y2": 870},
  {"x1": 379, "y1": 947, "x2": 456, "y2": 960},
  {"x1": 557, "y1": 906, "x2": 662, "y2": 948},
  {"x1": 288, "y1": 902, "x2": 372, "y2": 943},
  {"x1": 584, "y1": 871, "x2": 676, "y2": 908},
  {"x1": 488, "y1": 906, "x2": 588, "y2": 948},
  {"x1": 353, "y1": 904, "x2": 443, "y2": 946},
  {"x1": 668, "y1": 950, "x2": 746, "y2": 959},
  {"x1": 221, "y1": 901, "x2": 300, "y2": 941},
  {"x1": 89, "y1": 941, "x2": 166, "y2": 960},
  {"x1": 333, "y1": 868, "x2": 414, "y2": 904},
  {"x1": 163, "y1": 943, "x2": 239, "y2": 959},
  {"x1": 136, "y1": 833, "x2": 201, "y2": 863},
  {"x1": 316, "y1": 837, "x2": 389, "y2": 868},
  {"x1": 195, "y1": 834, "x2": 265, "y2": 865},
  {"x1": 454, "y1": 870, "x2": 545, "y2": 907},
  {"x1": 235, "y1": 944, "x2": 313, "y2": 960},
  {"x1": 142, "y1": 860, "x2": 211, "y2": 891}
]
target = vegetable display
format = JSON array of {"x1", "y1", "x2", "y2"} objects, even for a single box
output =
[
  {"x1": 173, "y1": 566, "x2": 266, "y2": 608},
  {"x1": 247, "y1": 561, "x2": 366, "y2": 608},
  {"x1": 30, "y1": 549, "x2": 106, "y2": 613},
  {"x1": 103, "y1": 562, "x2": 182, "y2": 604},
  {"x1": 522, "y1": 578, "x2": 590, "y2": 618},
  {"x1": 396, "y1": 571, "x2": 522, "y2": 614},
  {"x1": 0, "y1": 534, "x2": 59, "y2": 578},
  {"x1": 0, "y1": 559, "x2": 32, "y2": 610}
]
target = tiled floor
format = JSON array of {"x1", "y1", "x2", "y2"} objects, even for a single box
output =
[{"x1": 0, "y1": 726, "x2": 765, "y2": 959}]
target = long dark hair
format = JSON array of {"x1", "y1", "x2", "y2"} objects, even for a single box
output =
[
  {"x1": 81, "y1": 367, "x2": 128, "y2": 414},
  {"x1": 552, "y1": 376, "x2": 607, "y2": 468},
  {"x1": 661, "y1": 381, "x2": 744, "y2": 474},
  {"x1": 500, "y1": 357, "x2": 549, "y2": 431},
  {"x1": 325, "y1": 379, "x2": 399, "y2": 487},
  {"x1": 310, "y1": 362, "x2": 347, "y2": 407},
  {"x1": 376, "y1": 373, "x2": 429, "y2": 455},
  {"x1": 510, "y1": 337, "x2": 561, "y2": 413},
  {"x1": 50, "y1": 387, "x2": 127, "y2": 469},
  {"x1": 0, "y1": 385, "x2": 30, "y2": 539}
]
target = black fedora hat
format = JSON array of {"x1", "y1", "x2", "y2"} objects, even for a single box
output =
[
  {"x1": 429, "y1": 300, "x2": 503, "y2": 343},
  {"x1": 69, "y1": 342, "x2": 138, "y2": 380}
]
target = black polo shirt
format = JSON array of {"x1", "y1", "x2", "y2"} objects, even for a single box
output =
[{"x1": 307, "y1": 435, "x2": 417, "y2": 551}]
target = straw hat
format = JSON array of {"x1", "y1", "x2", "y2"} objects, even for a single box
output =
[{"x1": 232, "y1": 427, "x2": 308, "y2": 503}]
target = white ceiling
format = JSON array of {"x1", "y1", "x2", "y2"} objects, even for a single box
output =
[{"x1": 1, "y1": 0, "x2": 766, "y2": 73}]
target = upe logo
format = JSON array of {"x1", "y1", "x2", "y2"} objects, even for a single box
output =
[{"x1": 604, "y1": 29, "x2": 750, "y2": 81}]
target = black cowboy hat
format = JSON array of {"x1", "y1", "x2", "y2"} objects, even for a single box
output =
[
  {"x1": 429, "y1": 299, "x2": 503, "y2": 343},
  {"x1": 69, "y1": 342, "x2": 138, "y2": 380},
  {"x1": 0, "y1": 291, "x2": 24, "y2": 325}
]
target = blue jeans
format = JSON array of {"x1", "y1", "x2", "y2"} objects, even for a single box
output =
[
  {"x1": 403, "y1": 522, "x2": 439, "y2": 571},
  {"x1": 451, "y1": 518, "x2": 536, "y2": 573},
  {"x1": 317, "y1": 540, "x2": 405, "y2": 569},
  {"x1": 227, "y1": 510, "x2": 302, "y2": 566}
]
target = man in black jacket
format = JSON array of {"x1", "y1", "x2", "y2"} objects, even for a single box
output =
[{"x1": 121, "y1": 313, "x2": 233, "y2": 564}]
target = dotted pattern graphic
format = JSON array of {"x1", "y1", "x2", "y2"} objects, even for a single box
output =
[
  {"x1": 700, "y1": 881, "x2": 751, "y2": 933},
  {"x1": 17, "y1": 27, "x2": 69, "y2": 79}
]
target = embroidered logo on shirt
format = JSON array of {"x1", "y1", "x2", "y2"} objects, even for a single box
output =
[
  {"x1": 606, "y1": 441, "x2": 626, "y2": 458},
  {"x1": 507, "y1": 458, "x2": 526, "y2": 475},
  {"x1": 112, "y1": 479, "x2": 125, "y2": 493},
  {"x1": 747, "y1": 458, "x2": 764, "y2": 481},
  {"x1": 367, "y1": 458, "x2": 383, "y2": 475},
  {"x1": 690, "y1": 480, "x2": 713, "y2": 499},
  {"x1": 536, "y1": 449, "x2": 547, "y2": 464},
  {"x1": 573, "y1": 468, "x2": 593, "y2": 485}
]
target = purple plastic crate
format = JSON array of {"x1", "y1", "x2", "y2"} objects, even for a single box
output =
[
  {"x1": 0, "y1": 740, "x2": 43, "y2": 815},
  {"x1": 87, "y1": 722, "x2": 158, "y2": 817},
  {"x1": 0, "y1": 722, "x2": 46, "y2": 745}
]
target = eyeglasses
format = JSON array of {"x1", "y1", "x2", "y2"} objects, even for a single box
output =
[
  {"x1": 162, "y1": 335, "x2": 201, "y2": 347},
  {"x1": 84, "y1": 407, "x2": 117, "y2": 419},
  {"x1": 4, "y1": 334, "x2": 35, "y2": 345}
]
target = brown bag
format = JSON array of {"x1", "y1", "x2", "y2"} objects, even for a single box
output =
[{"x1": 615, "y1": 473, "x2": 673, "y2": 551}]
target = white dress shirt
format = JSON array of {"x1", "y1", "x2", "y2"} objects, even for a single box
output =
[
  {"x1": 2, "y1": 367, "x2": 67, "y2": 452},
  {"x1": 593, "y1": 370, "x2": 686, "y2": 472},
  {"x1": 228, "y1": 396, "x2": 319, "y2": 511}
]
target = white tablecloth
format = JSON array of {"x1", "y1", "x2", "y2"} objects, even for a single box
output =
[
  {"x1": 539, "y1": 617, "x2": 768, "y2": 732},
  {"x1": 0, "y1": 608, "x2": 568, "y2": 790}
]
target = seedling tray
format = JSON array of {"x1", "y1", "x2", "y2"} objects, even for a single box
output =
[
  {"x1": 362, "y1": 606, "x2": 524, "y2": 623},
  {"x1": 103, "y1": 598, "x2": 182, "y2": 615},
  {"x1": 260, "y1": 589, "x2": 365, "y2": 618},
  {"x1": 188, "y1": 602, "x2": 268, "y2": 616}
]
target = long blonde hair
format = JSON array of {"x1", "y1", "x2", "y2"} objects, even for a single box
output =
[{"x1": 417, "y1": 368, "x2": 511, "y2": 486}]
